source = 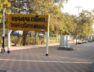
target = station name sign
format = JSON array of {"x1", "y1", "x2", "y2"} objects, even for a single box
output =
[{"x1": 7, "y1": 14, "x2": 48, "y2": 32}]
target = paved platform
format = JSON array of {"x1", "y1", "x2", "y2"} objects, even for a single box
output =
[{"x1": 0, "y1": 42, "x2": 94, "y2": 72}]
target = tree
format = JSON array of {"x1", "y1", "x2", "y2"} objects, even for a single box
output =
[
  {"x1": 0, "y1": 0, "x2": 11, "y2": 39},
  {"x1": 9, "y1": 0, "x2": 31, "y2": 46},
  {"x1": 61, "y1": 14, "x2": 77, "y2": 35},
  {"x1": 8, "y1": 0, "x2": 67, "y2": 45},
  {"x1": 75, "y1": 10, "x2": 93, "y2": 39},
  {"x1": 0, "y1": 0, "x2": 11, "y2": 26},
  {"x1": 30, "y1": 0, "x2": 68, "y2": 35}
]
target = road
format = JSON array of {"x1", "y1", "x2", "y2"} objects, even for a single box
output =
[{"x1": 0, "y1": 42, "x2": 94, "y2": 72}]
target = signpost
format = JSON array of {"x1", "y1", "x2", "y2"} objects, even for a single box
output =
[
  {"x1": 1, "y1": 9, "x2": 6, "y2": 53},
  {"x1": 7, "y1": 14, "x2": 48, "y2": 32},
  {"x1": 7, "y1": 30, "x2": 12, "y2": 53},
  {"x1": 7, "y1": 14, "x2": 49, "y2": 56}
]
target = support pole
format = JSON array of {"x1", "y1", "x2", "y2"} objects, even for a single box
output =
[
  {"x1": 1, "y1": 9, "x2": 6, "y2": 53},
  {"x1": 45, "y1": 15, "x2": 50, "y2": 56},
  {"x1": 45, "y1": 32, "x2": 49, "y2": 56},
  {"x1": 7, "y1": 30, "x2": 11, "y2": 53}
]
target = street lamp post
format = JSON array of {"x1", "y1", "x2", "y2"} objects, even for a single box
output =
[{"x1": 75, "y1": 6, "x2": 82, "y2": 45}]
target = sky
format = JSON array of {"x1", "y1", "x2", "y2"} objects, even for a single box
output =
[{"x1": 62, "y1": 0, "x2": 94, "y2": 15}]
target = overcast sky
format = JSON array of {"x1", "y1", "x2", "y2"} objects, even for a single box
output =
[{"x1": 62, "y1": 0, "x2": 94, "y2": 15}]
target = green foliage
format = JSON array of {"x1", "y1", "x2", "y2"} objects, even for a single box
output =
[
  {"x1": 30, "y1": 0, "x2": 65, "y2": 34},
  {"x1": 1, "y1": 0, "x2": 93, "y2": 45},
  {"x1": 61, "y1": 14, "x2": 77, "y2": 35},
  {"x1": 75, "y1": 10, "x2": 93, "y2": 38},
  {"x1": 0, "y1": 0, "x2": 11, "y2": 23}
]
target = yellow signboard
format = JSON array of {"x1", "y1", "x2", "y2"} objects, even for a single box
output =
[{"x1": 7, "y1": 14, "x2": 48, "y2": 32}]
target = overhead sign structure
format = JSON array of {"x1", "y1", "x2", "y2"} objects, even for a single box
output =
[{"x1": 7, "y1": 14, "x2": 48, "y2": 32}]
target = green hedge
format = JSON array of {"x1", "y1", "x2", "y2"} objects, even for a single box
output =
[{"x1": 0, "y1": 35, "x2": 59, "y2": 46}]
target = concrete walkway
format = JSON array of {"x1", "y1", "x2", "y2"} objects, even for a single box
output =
[{"x1": 0, "y1": 42, "x2": 94, "y2": 72}]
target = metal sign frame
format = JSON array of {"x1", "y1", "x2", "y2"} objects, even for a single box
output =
[
  {"x1": 7, "y1": 14, "x2": 48, "y2": 32},
  {"x1": 7, "y1": 14, "x2": 49, "y2": 56}
]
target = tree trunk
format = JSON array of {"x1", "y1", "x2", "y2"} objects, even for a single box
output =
[{"x1": 22, "y1": 31, "x2": 28, "y2": 46}]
